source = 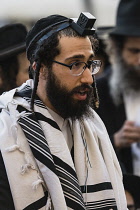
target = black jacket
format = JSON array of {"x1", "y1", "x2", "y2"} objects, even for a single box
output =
[
  {"x1": 0, "y1": 151, "x2": 15, "y2": 209},
  {"x1": 96, "y1": 67, "x2": 133, "y2": 173}
]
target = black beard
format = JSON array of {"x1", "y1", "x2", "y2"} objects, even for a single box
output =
[{"x1": 46, "y1": 69, "x2": 94, "y2": 120}]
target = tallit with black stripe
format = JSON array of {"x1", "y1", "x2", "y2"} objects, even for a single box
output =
[{"x1": 0, "y1": 80, "x2": 127, "y2": 210}]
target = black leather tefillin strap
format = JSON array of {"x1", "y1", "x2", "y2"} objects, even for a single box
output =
[{"x1": 26, "y1": 12, "x2": 96, "y2": 58}]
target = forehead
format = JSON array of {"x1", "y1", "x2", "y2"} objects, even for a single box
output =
[
  {"x1": 124, "y1": 37, "x2": 140, "y2": 48},
  {"x1": 57, "y1": 36, "x2": 94, "y2": 59}
]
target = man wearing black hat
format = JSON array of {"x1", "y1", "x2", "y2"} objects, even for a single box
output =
[
  {"x1": 96, "y1": 0, "x2": 140, "y2": 176},
  {"x1": 0, "y1": 13, "x2": 127, "y2": 209},
  {"x1": 0, "y1": 23, "x2": 29, "y2": 94}
]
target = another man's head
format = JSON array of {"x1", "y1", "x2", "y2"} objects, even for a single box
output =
[
  {"x1": 105, "y1": 0, "x2": 140, "y2": 104},
  {"x1": 0, "y1": 23, "x2": 29, "y2": 94},
  {"x1": 26, "y1": 14, "x2": 100, "y2": 120}
]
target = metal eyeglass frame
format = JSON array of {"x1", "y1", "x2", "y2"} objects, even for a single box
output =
[{"x1": 52, "y1": 60, "x2": 102, "y2": 76}]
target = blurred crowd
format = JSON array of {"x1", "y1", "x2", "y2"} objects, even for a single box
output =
[
  {"x1": 95, "y1": 0, "x2": 140, "y2": 209},
  {"x1": 0, "y1": 0, "x2": 140, "y2": 209}
]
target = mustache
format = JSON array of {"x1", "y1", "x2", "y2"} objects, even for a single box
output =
[{"x1": 70, "y1": 84, "x2": 93, "y2": 94}]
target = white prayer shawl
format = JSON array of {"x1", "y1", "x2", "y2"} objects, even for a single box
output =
[{"x1": 0, "y1": 80, "x2": 127, "y2": 210}]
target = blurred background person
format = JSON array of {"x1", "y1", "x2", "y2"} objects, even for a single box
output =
[
  {"x1": 96, "y1": 0, "x2": 140, "y2": 175},
  {"x1": 0, "y1": 23, "x2": 29, "y2": 94}
]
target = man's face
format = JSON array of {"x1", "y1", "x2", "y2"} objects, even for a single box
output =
[
  {"x1": 110, "y1": 36, "x2": 140, "y2": 104},
  {"x1": 121, "y1": 37, "x2": 140, "y2": 91},
  {"x1": 122, "y1": 37, "x2": 140, "y2": 67},
  {"x1": 45, "y1": 36, "x2": 95, "y2": 119}
]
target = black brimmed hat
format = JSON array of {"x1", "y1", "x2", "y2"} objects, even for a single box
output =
[
  {"x1": 0, "y1": 23, "x2": 27, "y2": 61},
  {"x1": 96, "y1": 26, "x2": 113, "y2": 39},
  {"x1": 123, "y1": 174, "x2": 140, "y2": 208},
  {"x1": 109, "y1": 0, "x2": 140, "y2": 36}
]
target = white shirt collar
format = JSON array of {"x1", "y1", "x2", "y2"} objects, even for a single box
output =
[{"x1": 47, "y1": 107, "x2": 68, "y2": 130}]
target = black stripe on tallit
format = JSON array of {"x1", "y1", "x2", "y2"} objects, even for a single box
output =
[
  {"x1": 85, "y1": 198, "x2": 117, "y2": 210},
  {"x1": 17, "y1": 105, "x2": 60, "y2": 132},
  {"x1": 15, "y1": 85, "x2": 32, "y2": 98},
  {"x1": 35, "y1": 112, "x2": 61, "y2": 131},
  {"x1": 53, "y1": 155, "x2": 78, "y2": 178},
  {"x1": 65, "y1": 197, "x2": 86, "y2": 210},
  {"x1": 31, "y1": 146, "x2": 57, "y2": 174},
  {"x1": 18, "y1": 115, "x2": 56, "y2": 174},
  {"x1": 81, "y1": 182, "x2": 113, "y2": 193},
  {"x1": 17, "y1": 105, "x2": 29, "y2": 113},
  {"x1": 23, "y1": 191, "x2": 48, "y2": 210},
  {"x1": 53, "y1": 155, "x2": 85, "y2": 210}
]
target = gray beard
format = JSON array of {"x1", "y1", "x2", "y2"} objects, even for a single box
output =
[{"x1": 109, "y1": 56, "x2": 140, "y2": 105}]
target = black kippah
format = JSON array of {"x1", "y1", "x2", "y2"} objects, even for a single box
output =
[{"x1": 26, "y1": 15, "x2": 68, "y2": 59}]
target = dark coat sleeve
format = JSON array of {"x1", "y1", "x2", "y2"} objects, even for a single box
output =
[
  {"x1": 95, "y1": 68, "x2": 133, "y2": 173},
  {"x1": 96, "y1": 68, "x2": 126, "y2": 141},
  {"x1": 0, "y1": 151, "x2": 15, "y2": 210}
]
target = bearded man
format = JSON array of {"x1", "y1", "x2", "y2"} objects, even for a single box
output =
[
  {"x1": 96, "y1": 0, "x2": 140, "y2": 176},
  {"x1": 0, "y1": 13, "x2": 127, "y2": 209}
]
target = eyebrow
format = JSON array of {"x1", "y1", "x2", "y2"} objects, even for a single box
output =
[
  {"x1": 127, "y1": 47, "x2": 140, "y2": 53},
  {"x1": 65, "y1": 54, "x2": 94, "y2": 61}
]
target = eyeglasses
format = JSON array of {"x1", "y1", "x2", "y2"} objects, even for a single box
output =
[{"x1": 52, "y1": 60, "x2": 102, "y2": 76}]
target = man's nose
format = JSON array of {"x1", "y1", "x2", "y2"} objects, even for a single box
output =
[{"x1": 80, "y1": 68, "x2": 93, "y2": 85}]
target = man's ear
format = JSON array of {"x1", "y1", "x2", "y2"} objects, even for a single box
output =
[
  {"x1": 32, "y1": 62, "x2": 47, "y2": 79},
  {"x1": 32, "y1": 62, "x2": 45, "y2": 72},
  {"x1": 39, "y1": 64, "x2": 48, "y2": 80},
  {"x1": 32, "y1": 61, "x2": 36, "y2": 71}
]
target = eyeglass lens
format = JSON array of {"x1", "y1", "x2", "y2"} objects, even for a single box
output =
[{"x1": 71, "y1": 61, "x2": 101, "y2": 76}]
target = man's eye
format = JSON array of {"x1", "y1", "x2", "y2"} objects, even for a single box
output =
[
  {"x1": 72, "y1": 62, "x2": 83, "y2": 69},
  {"x1": 74, "y1": 62, "x2": 81, "y2": 67},
  {"x1": 128, "y1": 48, "x2": 140, "y2": 54}
]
